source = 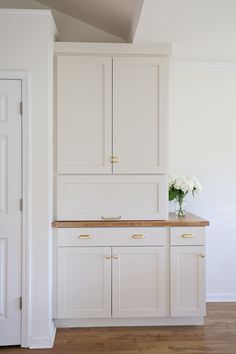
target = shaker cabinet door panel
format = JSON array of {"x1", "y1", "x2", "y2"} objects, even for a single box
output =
[
  {"x1": 113, "y1": 57, "x2": 168, "y2": 174},
  {"x1": 112, "y1": 247, "x2": 167, "y2": 317},
  {"x1": 171, "y1": 246, "x2": 206, "y2": 317},
  {"x1": 57, "y1": 56, "x2": 112, "y2": 174},
  {"x1": 57, "y1": 175, "x2": 168, "y2": 221},
  {"x1": 57, "y1": 247, "x2": 111, "y2": 318}
]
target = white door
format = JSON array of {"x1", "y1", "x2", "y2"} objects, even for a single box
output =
[
  {"x1": 113, "y1": 57, "x2": 168, "y2": 174},
  {"x1": 57, "y1": 247, "x2": 111, "y2": 318},
  {"x1": 0, "y1": 80, "x2": 22, "y2": 345},
  {"x1": 171, "y1": 246, "x2": 206, "y2": 317},
  {"x1": 112, "y1": 247, "x2": 167, "y2": 317},
  {"x1": 57, "y1": 56, "x2": 112, "y2": 174}
]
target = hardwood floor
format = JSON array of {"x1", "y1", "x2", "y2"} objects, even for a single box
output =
[{"x1": 1, "y1": 303, "x2": 236, "y2": 354}]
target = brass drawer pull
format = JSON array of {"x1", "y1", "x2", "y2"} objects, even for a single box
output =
[
  {"x1": 101, "y1": 216, "x2": 121, "y2": 220},
  {"x1": 181, "y1": 233, "x2": 193, "y2": 238},
  {"x1": 132, "y1": 234, "x2": 145, "y2": 239},
  {"x1": 79, "y1": 235, "x2": 92, "y2": 240}
]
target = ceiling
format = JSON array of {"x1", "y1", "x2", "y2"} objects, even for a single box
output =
[
  {"x1": 134, "y1": 0, "x2": 236, "y2": 61},
  {"x1": 0, "y1": 0, "x2": 235, "y2": 60},
  {"x1": 37, "y1": 0, "x2": 144, "y2": 41}
]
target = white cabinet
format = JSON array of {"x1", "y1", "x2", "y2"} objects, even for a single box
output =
[
  {"x1": 170, "y1": 227, "x2": 206, "y2": 317},
  {"x1": 57, "y1": 56, "x2": 112, "y2": 174},
  {"x1": 55, "y1": 45, "x2": 170, "y2": 221},
  {"x1": 55, "y1": 223, "x2": 207, "y2": 325},
  {"x1": 57, "y1": 247, "x2": 111, "y2": 318},
  {"x1": 112, "y1": 247, "x2": 167, "y2": 317},
  {"x1": 56, "y1": 227, "x2": 168, "y2": 319},
  {"x1": 57, "y1": 175, "x2": 168, "y2": 221},
  {"x1": 113, "y1": 57, "x2": 168, "y2": 174},
  {"x1": 56, "y1": 54, "x2": 168, "y2": 175}
]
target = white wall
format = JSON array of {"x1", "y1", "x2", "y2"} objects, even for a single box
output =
[
  {"x1": 0, "y1": 10, "x2": 56, "y2": 347},
  {"x1": 169, "y1": 64, "x2": 236, "y2": 301}
]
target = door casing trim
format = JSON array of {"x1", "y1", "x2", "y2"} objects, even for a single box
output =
[{"x1": 0, "y1": 71, "x2": 30, "y2": 347}]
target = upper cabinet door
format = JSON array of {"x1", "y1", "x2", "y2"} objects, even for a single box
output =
[
  {"x1": 57, "y1": 56, "x2": 112, "y2": 174},
  {"x1": 113, "y1": 57, "x2": 168, "y2": 174}
]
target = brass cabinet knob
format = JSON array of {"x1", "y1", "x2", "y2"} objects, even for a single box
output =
[
  {"x1": 198, "y1": 253, "x2": 205, "y2": 258},
  {"x1": 110, "y1": 156, "x2": 118, "y2": 163},
  {"x1": 105, "y1": 255, "x2": 111, "y2": 260},
  {"x1": 113, "y1": 255, "x2": 119, "y2": 260}
]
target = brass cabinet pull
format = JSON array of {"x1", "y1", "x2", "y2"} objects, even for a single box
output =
[
  {"x1": 198, "y1": 253, "x2": 205, "y2": 258},
  {"x1": 105, "y1": 255, "x2": 111, "y2": 259},
  {"x1": 79, "y1": 234, "x2": 92, "y2": 239},
  {"x1": 110, "y1": 156, "x2": 118, "y2": 163},
  {"x1": 181, "y1": 233, "x2": 193, "y2": 238},
  {"x1": 132, "y1": 234, "x2": 145, "y2": 239},
  {"x1": 101, "y1": 216, "x2": 121, "y2": 220},
  {"x1": 113, "y1": 255, "x2": 119, "y2": 260}
]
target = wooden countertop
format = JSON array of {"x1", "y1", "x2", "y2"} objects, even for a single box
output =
[{"x1": 52, "y1": 213, "x2": 209, "y2": 228}]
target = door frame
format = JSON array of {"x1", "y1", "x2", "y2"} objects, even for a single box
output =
[{"x1": 0, "y1": 71, "x2": 30, "y2": 347}]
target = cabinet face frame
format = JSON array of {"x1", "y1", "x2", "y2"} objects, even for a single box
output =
[
  {"x1": 56, "y1": 55, "x2": 112, "y2": 174},
  {"x1": 171, "y1": 245, "x2": 206, "y2": 317}
]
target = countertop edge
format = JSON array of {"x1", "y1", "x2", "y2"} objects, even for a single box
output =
[{"x1": 52, "y1": 213, "x2": 210, "y2": 228}]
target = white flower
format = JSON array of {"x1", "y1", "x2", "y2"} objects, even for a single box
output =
[
  {"x1": 168, "y1": 173, "x2": 178, "y2": 188},
  {"x1": 174, "y1": 175, "x2": 194, "y2": 193},
  {"x1": 192, "y1": 177, "x2": 202, "y2": 195},
  {"x1": 168, "y1": 173, "x2": 202, "y2": 196}
]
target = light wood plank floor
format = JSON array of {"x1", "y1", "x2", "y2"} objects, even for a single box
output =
[{"x1": 1, "y1": 303, "x2": 236, "y2": 354}]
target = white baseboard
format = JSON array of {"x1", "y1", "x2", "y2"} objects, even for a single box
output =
[
  {"x1": 55, "y1": 316, "x2": 204, "y2": 328},
  {"x1": 29, "y1": 321, "x2": 56, "y2": 349},
  {"x1": 206, "y1": 293, "x2": 236, "y2": 302}
]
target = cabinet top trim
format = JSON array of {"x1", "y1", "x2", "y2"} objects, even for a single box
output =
[
  {"x1": 52, "y1": 213, "x2": 209, "y2": 228},
  {"x1": 54, "y1": 42, "x2": 172, "y2": 56}
]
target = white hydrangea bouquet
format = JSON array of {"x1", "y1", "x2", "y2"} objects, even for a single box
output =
[{"x1": 169, "y1": 174, "x2": 202, "y2": 217}]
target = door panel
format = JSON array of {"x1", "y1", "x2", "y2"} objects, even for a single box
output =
[
  {"x1": 57, "y1": 56, "x2": 112, "y2": 174},
  {"x1": 112, "y1": 247, "x2": 167, "y2": 317},
  {"x1": 57, "y1": 247, "x2": 111, "y2": 318},
  {"x1": 171, "y1": 246, "x2": 205, "y2": 317},
  {"x1": 0, "y1": 80, "x2": 21, "y2": 345},
  {"x1": 113, "y1": 57, "x2": 168, "y2": 174},
  {"x1": 57, "y1": 175, "x2": 168, "y2": 220}
]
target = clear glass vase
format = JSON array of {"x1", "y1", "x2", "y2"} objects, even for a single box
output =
[{"x1": 174, "y1": 198, "x2": 186, "y2": 217}]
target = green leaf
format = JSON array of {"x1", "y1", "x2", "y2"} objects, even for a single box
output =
[{"x1": 169, "y1": 190, "x2": 177, "y2": 201}]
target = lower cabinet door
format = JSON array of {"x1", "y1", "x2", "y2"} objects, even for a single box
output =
[
  {"x1": 112, "y1": 247, "x2": 167, "y2": 317},
  {"x1": 57, "y1": 247, "x2": 111, "y2": 318},
  {"x1": 171, "y1": 246, "x2": 206, "y2": 317}
]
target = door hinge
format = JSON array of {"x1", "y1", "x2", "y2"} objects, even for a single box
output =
[
  {"x1": 20, "y1": 102, "x2": 23, "y2": 116},
  {"x1": 19, "y1": 297, "x2": 22, "y2": 310},
  {"x1": 19, "y1": 198, "x2": 23, "y2": 212}
]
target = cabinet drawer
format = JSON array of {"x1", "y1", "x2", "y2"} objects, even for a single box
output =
[
  {"x1": 170, "y1": 227, "x2": 205, "y2": 246},
  {"x1": 57, "y1": 227, "x2": 168, "y2": 247}
]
